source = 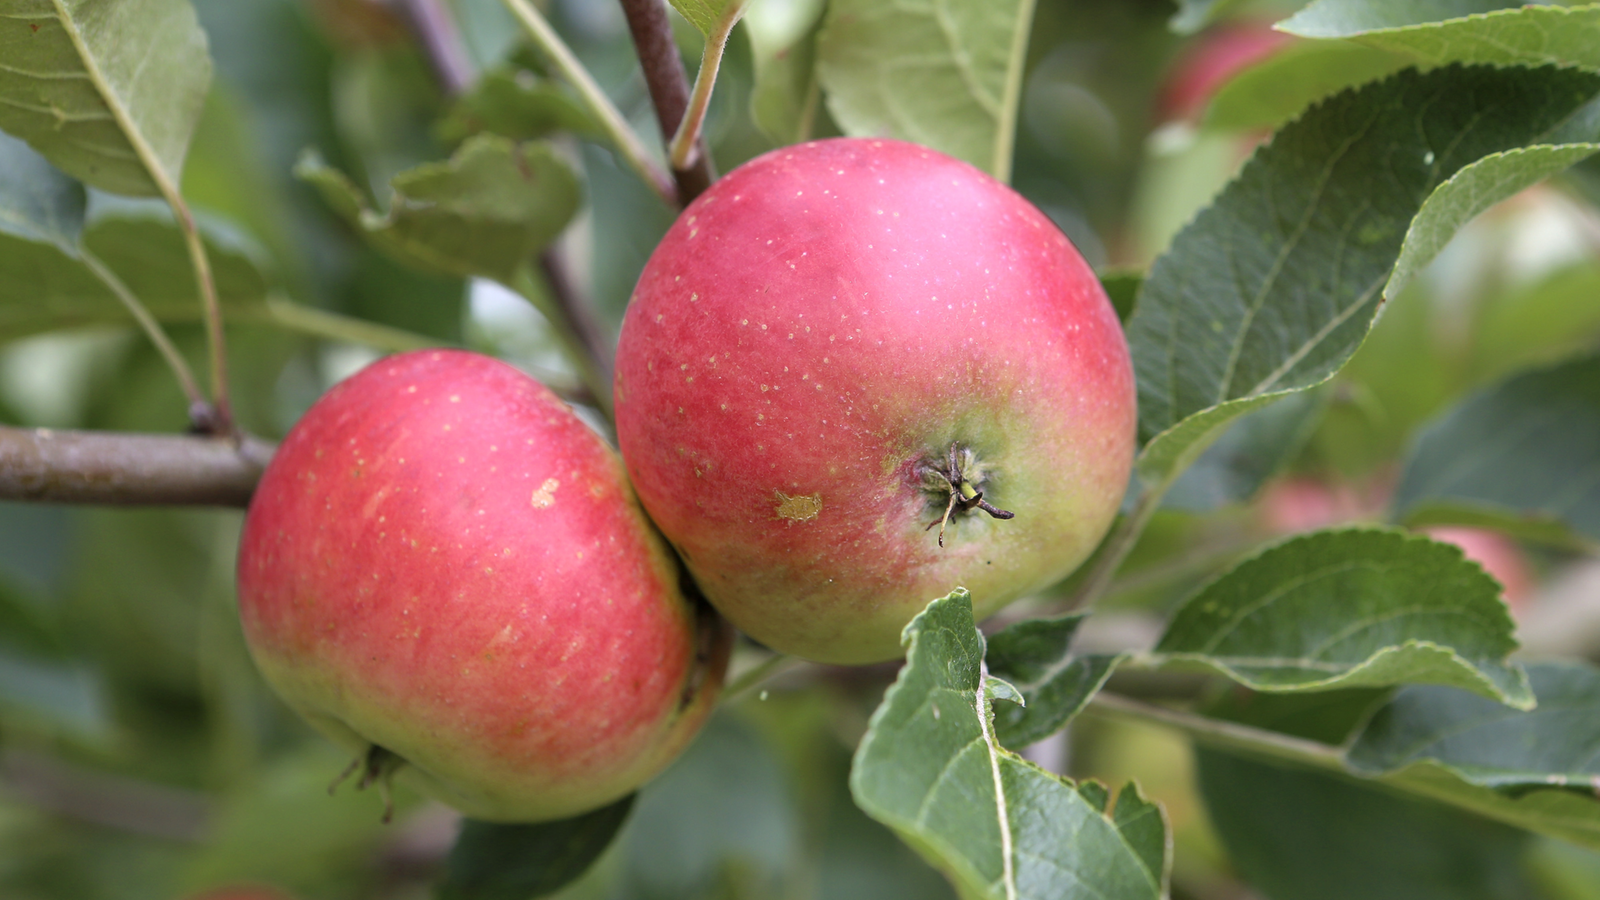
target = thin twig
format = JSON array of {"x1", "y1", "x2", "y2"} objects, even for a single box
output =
[
  {"x1": 78, "y1": 247, "x2": 206, "y2": 415},
  {"x1": 500, "y1": 0, "x2": 678, "y2": 206},
  {"x1": 539, "y1": 248, "x2": 615, "y2": 386},
  {"x1": 260, "y1": 296, "x2": 442, "y2": 354},
  {"x1": 1085, "y1": 691, "x2": 1348, "y2": 773},
  {"x1": 173, "y1": 201, "x2": 231, "y2": 435},
  {"x1": 721, "y1": 653, "x2": 806, "y2": 704},
  {"x1": 0, "y1": 425, "x2": 273, "y2": 507},
  {"x1": 618, "y1": 0, "x2": 716, "y2": 204},
  {"x1": 667, "y1": 0, "x2": 751, "y2": 171},
  {"x1": 511, "y1": 265, "x2": 613, "y2": 418}
]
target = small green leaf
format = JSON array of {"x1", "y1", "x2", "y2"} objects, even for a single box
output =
[
  {"x1": 1393, "y1": 353, "x2": 1600, "y2": 544},
  {"x1": 744, "y1": 0, "x2": 826, "y2": 144},
  {"x1": 295, "y1": 135, "x2": 581, "y2": 283},
  {"x1": 1153, "y1": 528, "x2": 1532, "y2": 707},
  {"x1": 1347, "y1": 663, "x2": 1600, "y2": 849},
  {"x1": 816, "y1": 0, "x2": 1036, "y2": 181},
  {"x1": 0, "y1": 0, "x2": 212, "y2": 197},
  {"x1": 438, "y1": 796, "x2": 634, "y2": 900},
  {"x1": 1281, "y1": 1, "x2": 1599, "y2": 73},
  {"x1": 1127, "y1": 64, "x2": 1600, "y2": 489},
  {"x1": 851, "y1": 589, "x2": 1169, "y2": 900},
  {"x1": 986, "y1": 614, "x2": 1124, "y2": 749},
  {"x1": 436, "y1": 67, "x2": 601, "y2": 146}
]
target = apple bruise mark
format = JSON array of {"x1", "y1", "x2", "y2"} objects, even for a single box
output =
[
  {"x1": 773, "y1": 490, "x2": 823, "y2": 521},
  {"x1": 329, "y1": 743, "x2": 404, "y2": 823},
  {"x1": 530, "y1": 478, "x2": 560, "y2": 509},
  {"x1": 917, "y1": 443, "x2": 1015, "y2": 547}
]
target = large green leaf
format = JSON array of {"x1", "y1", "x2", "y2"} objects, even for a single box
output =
[
  {"x1": 0, "y1": 0, "x2": 212, "y2": 197},
  {"x1": 1281, "y1": 1, "x2": 1597, "y2": 72},
  {"x1": 1152, "y1": 528, "x2": 1532, "y2": 707},
  {"x1": 986, "y1": 614, "x2": 1124, "y2": 750},
  {"x1": 851, "y1": 589, "x2": 1169, "y2": 900},
  {"x1": 815, "y1": 0, "x2": 1036, "y2": 181},
  {"x1": 1393, "y1": 353, "x2": 1600, "y2": 544},
  {"x1": 1345, "y1": 664, "x2": 1600, "y2": 849},
  {"x1": 1127, "y1": 64, "x2": 1600, "y2": 490},
  {"x1": 296, "y1": 135, "x2": 580, "y2": 284},
  {"x1": 669, "y1": 0, "x2": 746, "y2": 36},
  {"x1": 1351, "y1": 663, "x2": 1600, "y2": 789},
  {"x1": 438, "y1": 797, "x2": 635, "y2": 900}
]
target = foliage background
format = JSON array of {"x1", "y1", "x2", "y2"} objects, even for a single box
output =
[{"x1": 1, "y1": 0, "x2": 1600, "y2": 898}]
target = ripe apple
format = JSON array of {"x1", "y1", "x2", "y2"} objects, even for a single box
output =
[
  {"x1": 237, "y1": 349, "x2": 730, "y2": 822},
  {"x1": 613, "y1": 138, "x2": 1136, "y2": 664}
]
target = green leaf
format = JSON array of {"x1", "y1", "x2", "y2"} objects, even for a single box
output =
[
  {"x1": 436, "y1": 67, "x2": 601, "y2": 146},
  {"x1": 0, "y1": 0, "x2": 212, "y2": 197},
  {"x1": 295, "y1": 135, "x2": 580, "y2": 283},
  {"x1": 1281, "y1": 1, "x2": 1598, "y2": 72},
  {"x1": 1393, "y1": 353, "x2": 1600, "y2": 544},
  {"x1": 1346, "y1": 663, "x2": 1600, "y2": 849},
  {"x1": 0, "y1": 196, "x2": 269, "y2": 340},
  {"x1": 438, "y1": 796, "x2": 635, "y2": 900},
  {"x1": 815, "y1": 0, "x2": 1037, "y2": 181},
  {"x1": 1152, "y1": 528, "x2": 1532, "y2": 707},
  {"x1": 1126, "y1": 64, "x2": 1600, "y2": 489},
  {"x1": 1352, "y1": 662, "x2": 1600, "y2": 790},
  {"x1": 986, "y1": 614, "x2": 1124, "y2": 750},
  {"x1": 850, "y1": 589, "x2": 1169, "y2": 900},
  {"x1": 744, "y1": 0, "x2": 826, "y2": 144},
  {"x1": 1197, "y1": 749, "x2": 1540, "y2": 900}
]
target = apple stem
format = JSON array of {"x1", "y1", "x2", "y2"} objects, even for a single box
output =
[
  {"x1": 329, "y1": 744, "x2": 405, "y2": 823},
  {"x1": 918, "y1": 443, "x2": 1015, "y2": 547}
]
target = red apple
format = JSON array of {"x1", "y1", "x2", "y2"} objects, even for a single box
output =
[
  {"x1": 237, "y1": 350, "x2": 730, "y2": 822},
  {"x1": 1158, "y1": 21, "x2": 1294, "y2": 123},
  {"x1": 613, "y1": 138, "x2": 1136, "y2": 664}
]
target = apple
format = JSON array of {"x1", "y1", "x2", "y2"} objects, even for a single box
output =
[
  {"x1": 613, "y1": 138, "x2": 1136, "y2": 664},
  {"x1": 237, "y1": 350, "x2": 730, "y2": 823},
  {"x1": 1157, "y1": 21, "x2": 1294, "y2": 123}
]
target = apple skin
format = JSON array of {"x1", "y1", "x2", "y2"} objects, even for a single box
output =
[
  {"x1": 614, "y1": 138, "x2": 1136, "y2": 664},
  {"x1": 237, "y1": 350, "x2": 730, "y2": 822}
]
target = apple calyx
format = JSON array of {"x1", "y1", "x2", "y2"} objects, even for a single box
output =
[
  {"x1": 329, "y1": 743, "x2": 404, "y2": 823},
  {"x1": 917, "y1": 443, "x2": 1016, "y2": 547}
]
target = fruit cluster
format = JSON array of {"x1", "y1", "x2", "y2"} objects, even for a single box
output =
[{"x1": 236, "y1": 138, "x2": 1135, "y2": 823}]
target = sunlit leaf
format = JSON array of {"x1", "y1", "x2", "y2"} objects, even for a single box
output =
[
  {"x1": 745, "y1": 0, "x2": 826, "y2": 144},
  {"x1": 1281, "y1": 1, "x2": 1600, "y2": 73},
  {"x1": 1128, "y1": 64, "x2": 1600, "y2": 490},
  {"x1": 1153, "y1": 528, "x2": 1532, "y2": 707},
  {"x1": 295, "y1": 135, "x2": 580, "y2": 283},
  {"x1": 816, "y1": 0, "x2": 1036, "y2": 180},
  {"x1": 0, "y1": 0, "x2": 211, "y2": 197},
  {"x1": 851, "y1": 589, "x2": 1169, "y2": 900}
]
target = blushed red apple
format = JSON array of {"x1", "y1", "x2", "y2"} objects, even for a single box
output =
[
  {"x1": 237, "y1": 350, "x2": 729, "y2": 822},
  {"x1": 613, "y1": 138, "x2": 1136, "y2": 664}
]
